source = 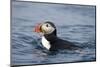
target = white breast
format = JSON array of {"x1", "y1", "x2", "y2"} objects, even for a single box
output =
[{"x1": 41, "y1": 36, "x2": 51, "y2": 50}]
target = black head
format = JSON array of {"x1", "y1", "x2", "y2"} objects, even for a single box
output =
[
  {"x1": 34, "y1": 21, "x2": 57, "y2": 36},
  {"x1": 39, "y1": 21, "x2": 57, "y2": 36}
]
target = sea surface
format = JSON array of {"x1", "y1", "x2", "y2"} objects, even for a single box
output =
[{"x1": 11, "y1": 1, "x2": 96, "y2": 66}]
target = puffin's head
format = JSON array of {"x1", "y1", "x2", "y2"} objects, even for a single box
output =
[{"x1": 34, "y1": 21, "x2": 56, "y2": 35}]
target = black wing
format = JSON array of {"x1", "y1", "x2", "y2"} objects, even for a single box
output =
[{"x1": 50, "y1": 38, "x2": 80, "y2": 51}]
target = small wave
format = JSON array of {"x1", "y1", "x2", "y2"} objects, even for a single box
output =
[
  {"x1": 80, "y1": 40, "x2": 96, "y2": 49},
  {"x1": 75, "y1": 25, "x2": 95, "y2": 28},
  {"x1": 15, "y1": 17, "x2": 33, "y2": 22}
]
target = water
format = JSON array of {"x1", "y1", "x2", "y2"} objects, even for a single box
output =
[{"x1": 11, "y1": 1, "x2": 96, "y2": 66}]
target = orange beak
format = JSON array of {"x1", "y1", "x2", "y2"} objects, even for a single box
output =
[{"x1": 34, "y1": 23, "x2": 42, "y2": 33}]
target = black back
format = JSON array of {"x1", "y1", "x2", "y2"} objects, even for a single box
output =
[{"x1": 44, "y1": 21, "x2": 80, "y2": 51}]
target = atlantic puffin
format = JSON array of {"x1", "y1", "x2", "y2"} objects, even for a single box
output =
[{"x1": 34, "y1": 21, "x2": 80, "y2": 51}]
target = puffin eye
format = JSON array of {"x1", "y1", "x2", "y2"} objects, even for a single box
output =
[{"x1": 46, "y1": 24, "x2": 49, "y2": 27}]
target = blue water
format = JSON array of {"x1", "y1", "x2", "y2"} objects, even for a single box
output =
[{"x1": 11, "y1": 1, "x2": 96, "y2": 66}]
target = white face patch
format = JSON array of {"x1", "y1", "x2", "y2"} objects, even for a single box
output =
[
  {"x1": 41, "y1": 36, "x2": 51, "y2": 50},
  {"x1": 41, "y1": 23, "x2": 55, "y2": 34}
]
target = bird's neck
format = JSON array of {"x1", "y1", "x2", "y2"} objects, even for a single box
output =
[
  {"x1": 44, "y1": 29, "x2": 57, "y2": 43},
  {"x1": 53, "y1": 29, "x2": 57, "y2": 36}
]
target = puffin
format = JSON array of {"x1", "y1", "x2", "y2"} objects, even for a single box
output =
[{"x1": 34, "y1": 21, "x2": 80, "y2": 51}]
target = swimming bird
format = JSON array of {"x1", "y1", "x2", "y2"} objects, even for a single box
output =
[{"x1": 34, "y1": 21, "x2": 80, "y2": 51}]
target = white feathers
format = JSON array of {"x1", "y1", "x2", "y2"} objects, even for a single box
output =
[{"x1": 41, "y1": 36, "x2": 51, "y2": 50}]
